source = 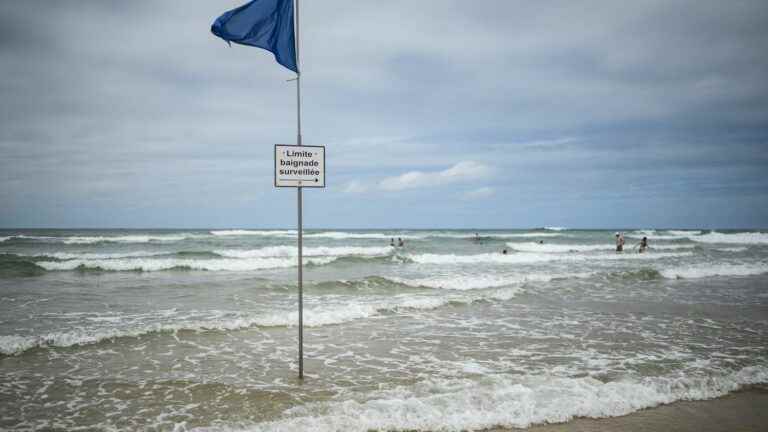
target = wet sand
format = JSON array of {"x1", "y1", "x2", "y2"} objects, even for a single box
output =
[{"x1": 496, "y1": 387, "x2": 768, "y2": 432}]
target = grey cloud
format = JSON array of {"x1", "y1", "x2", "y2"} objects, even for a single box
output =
[{"x1": 1, "y1": 0, "x2": 767, "y2": 228}]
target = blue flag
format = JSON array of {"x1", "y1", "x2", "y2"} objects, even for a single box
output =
[{"x1": 211, "y1": 0, "x2": 298, "y2": 73}]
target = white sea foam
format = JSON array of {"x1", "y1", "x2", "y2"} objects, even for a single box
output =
[
  {"x1": 494, "y1": 232, "x2": 564, "y2": 238},
  {"x1": 661, "y1": 263, "x2": 768, "y2": 279},
  {"x1": 304, "y1": 232, "x2": 415, "y2": 240},
  {"x1": 0, "y1": 236, "x2": 10, "y2": 242},
  {"x1": 625, "y1": 232, "x2": 690, "y2": 240},
  {"x1": 508, "y1": 242, "x2": 693, "y2": 253},
  {"x1": 624, "y1": 229, "x2": 704, "y2": 240},
  {"x1": 410, "y1": 252, "x2": 557, "y2": 265},
  {"x1": 1, "y1": 234, "x2": 58, "y2": 242},
  {"x1": 297, "y1": 288, "x2": 524, "y2": 326},
  {"x1": 195, "y1": 367, "x2": 768, "y2": 432},
  {"x1": 409, "y1": 251, "x2": 692, "y2": 266},
  {"x1": 626, "y1": 230, "x2": 768, "y2": 243},
  {"x1": 66, "y1": 235, "x2": 192, "y2": 244},
  {"x1": 714, "y1": 247, "x2": 748, "y2": 253},
  {"x1": 690, "y1": 231, "x2": 768, "y2": 245},
  {"x1": 209, "y1": 230, "x2": 296, "y2": 237},
  {"x1": 28, "y1": 247, "x2": 391, "y2": 261},
  {"x1": 595, "y1": 251, "x2": 694, "y2": 260},
  {"x1": 215, "y1": 246, "x2": 393, "y2": 259},
  {"x1": 391, "y1": 272, "x2": 592, "y2": 290},
  {"x1": 666, "y1": 230, "x2": 703, "y2": 236},
  {"x1": 47, "y1": 251, "x2": 168, "y2": 260},
  {"x1": 239, "y1": 304, "x2": 381, "y2": 328},
  {"x1": 36, "y1": 256, "x2": 337, "y2": 272},
  {"x1": 0, "y1": 335, "x2": 38, "y2": 355},
  {"x1": 6, "y1": 234, "x2": 200, "y2": 244},
  {"x1": 644, "y1": 244, "x2": 697, "y2": 251},
  {"x1": 392, "y1": 274, "x2": 533, "y2": 290},
  {"x1": 403, "y1": 232, "x2": 567, "y2": 240},
  {"x1": 0, "y1": 288, "x2": 524, "y2": 355},
  {"x1": 0, "y1": 312, "x2": 288, "y2": 355},
  {"x1": 416, "y1": 231, "x2": 565, "y2": 239},
  {"x1": 0, "y1": 308, "x2": 366, "y2": 355},
  {"x1": 544, "y1": 226, "x2": 567, "y2": 231},
  {"x1": 509, "y1": 242, "x2": 613, "y2": 253}
]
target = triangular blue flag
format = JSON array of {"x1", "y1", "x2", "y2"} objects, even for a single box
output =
[{"x1": 211, "y1": 0, "x2": 298, "y2": 73}]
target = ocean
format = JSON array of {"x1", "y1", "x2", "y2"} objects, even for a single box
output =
[{"x1": 1, "y1": 228, "x2": 767, "y2": 431}]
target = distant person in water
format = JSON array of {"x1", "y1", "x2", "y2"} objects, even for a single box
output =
[
  {"x1": 398, "y1": 238, "x2": 404, "y2": 247},
  {"x1": 502, "y1": 248, "x2": 508, "y2": 254},
  {"x1": 538, "y1": 240, "x2": 544, "y2": 244},
  {"x1": 390, "y1": 238, "x2": 395, "y2": 247},
  {"x1": 637, "y1": 236, "x2": 648, "y2": 253},
  {"x1": 615, "y1": 233, "x2": 625, "y2": 252}
]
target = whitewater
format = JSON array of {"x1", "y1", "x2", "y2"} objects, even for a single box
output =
[{"x1": 1, "y1": 228, "x2": 767, "y2": 431}]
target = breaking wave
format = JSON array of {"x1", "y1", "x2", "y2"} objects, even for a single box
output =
[
  {"x1": 0, "y1": 234, "x2": 201, "y2": 244},
  {"x1": 214, "y1": 246, "x2": 393, "y2": 258},
  {"x1": 690, "y1": 231, "x2": 768, "y2": 245},
  {"x1": 304, "y1": 232, "x2": 400, "y2": 240},
  {"x1": 607, "y1": 268, "x2": 664, "y2": 281},
  {"x1": 714, "y1": 246, "x2": 748, "y2": 253},
  {"x1": 625, "y1": 230, "x2": 768, "y2": 244},
  {"x1": 408, "y1": 251, "x2": 692, "y2": 265},
  {"x1": 390, "y1": 271, "x2": 593, "y2": 290},
  {"x1": 660, "y1": 263, "x2": 768, "y2": 279},
  {"x1": 508, "y1": 242, "x2": 695, "y2": 253},
  {"x1": 1, "y1": 250, "x2": 400, "y2": 275},
  {"x1": 193, "y1": 366, "x2": 768, "y2": 432},
  {"x1": 37, "y1": 256, "x2": 338, "y2": 272},
  {"x1": 13, "y1": 246, "x2": 392, "y2": 263},
  {"x1": 209, "y1": 230, "x2": 296, "y2": 237},
  {"x1": 666, "y1": 230, "x2": 703, "y2": 236},
  {"x1": 0, "y1": 257, "x2": 46, "y2": 277},
  {"x1": 494, "y1": 232, "x2": 564, "y2": 238},
  {"x1": 0, "y1": 287, "x2": 523, "y2": 356},
  {"x1": 45, "y1": 251, "x2": 170, "y2": 260}
]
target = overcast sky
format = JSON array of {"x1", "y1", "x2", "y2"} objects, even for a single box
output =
[{"x1": 1, "y1": 0, "x2": 767, "y2": 229}]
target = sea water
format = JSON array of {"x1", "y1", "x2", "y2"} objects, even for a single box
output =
[{"x1": 0, "y1": 228, "x2": 766, "y2": 430}]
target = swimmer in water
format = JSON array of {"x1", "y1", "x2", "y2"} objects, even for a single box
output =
[{"x1": 637, "y1": 236, "x2": 648, "y2": 253}]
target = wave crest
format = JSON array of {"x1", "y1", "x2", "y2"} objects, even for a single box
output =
[
  {"x1": 660, "y1": 263, "x2": 768, "y2": 279},
  {"x1": 37, "y1": 256, "x2": 337, "y2": 272},
  {"x1": 691, "y1": 231, "x2": 768, "y2": 245}
]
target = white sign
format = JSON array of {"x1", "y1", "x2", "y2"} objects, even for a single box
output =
[{"x1": 274, "y1": 144, "x2": 325, "y2": 188}]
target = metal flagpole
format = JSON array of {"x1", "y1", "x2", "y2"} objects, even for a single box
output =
[{"x1": 295, "y1": 0, "x2": 304, "y2": 381}]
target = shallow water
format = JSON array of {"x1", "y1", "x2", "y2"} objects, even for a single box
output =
[{"x1": 1, "y1": 228, "x2": 767, "y2": 430}]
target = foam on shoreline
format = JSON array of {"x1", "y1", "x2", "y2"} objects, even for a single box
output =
[{"x1": 187, "y1": 367, "x2": 768, "y2": 432}]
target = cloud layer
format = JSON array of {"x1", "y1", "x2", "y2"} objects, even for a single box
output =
[
  {"x1": 380, "y1": 161, "x2": 491, "y2": 191},
  {"x1": 1, "y1": 0, "x2": 767, "y2": 228}
]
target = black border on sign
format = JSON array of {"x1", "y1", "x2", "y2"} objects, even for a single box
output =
[{"x1": 274, "y1": 144, "x2": 326, "y2": 188}]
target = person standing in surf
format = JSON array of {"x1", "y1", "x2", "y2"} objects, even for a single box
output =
[
  {"x1": 615, "y1": 232, "x2": 625, "y2": 252},
  {"x1": 636, "y1": 236, "x2": 648, "y2": 253}
]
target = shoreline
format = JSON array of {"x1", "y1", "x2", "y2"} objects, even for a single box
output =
[{"x1": 491, "y1": 386, "x2": 768, "y2": 432}]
